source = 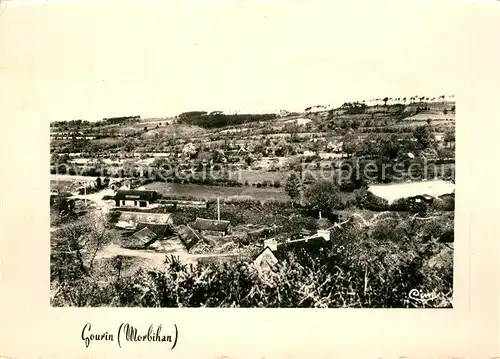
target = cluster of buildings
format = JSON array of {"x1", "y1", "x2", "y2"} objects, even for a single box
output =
[
  {"x1": 111, "y1": 188, "x2": 235, "y2": 250},
  {"x1": 104, "y1": 178, "x2": 455, "y2": 270}
]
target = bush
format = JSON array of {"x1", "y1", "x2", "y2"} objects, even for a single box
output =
[
  {"x1": 52, "y1": 213, "x2": 453, "y2": 308},
  {"x1": 432, "y1": 197, "x2": 454, "y2": 211},
  {"x1": 355, "y1": 189, "x2": 388, "y2": 211},
  {"x1": 388, "y1": 197, "x2": 410, "y2": 211}
]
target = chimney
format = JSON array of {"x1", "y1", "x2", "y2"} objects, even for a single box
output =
[{"x1": 217, "y1": 196, "x2": 220, "y2": 221}]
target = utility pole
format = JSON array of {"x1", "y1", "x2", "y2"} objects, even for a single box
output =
[{"x1": 217, "y1": 196, "x2": 220, "y2": 221}]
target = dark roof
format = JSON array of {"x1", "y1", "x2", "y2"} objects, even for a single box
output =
[
  {"x1": 177, "y1": 225, "x2": 201, "y2": 250},
  {"x1": 409, "y1": 194, "x2": 434, "y2": 201},
  {"x1": 132, "y1": 227, "x2": 157, "y2": 244},
  {"x1": 278, "y1": 234, "x2": 329, "y2": 252},
  {"x1": 192, "y1": 217, "x2": 231, "y2": 232},
  {"x1": 114, "y1": 190, "x2": 158, "y2": 202},
  {"x1": 135, "y1": 222, "x2": 173, "y2": 237}
]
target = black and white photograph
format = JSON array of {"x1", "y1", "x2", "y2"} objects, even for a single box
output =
[
  {"x1": 43, "y1": 3, "x2": 459, "y2": 309},
  {"x1": 4, "y1": 1, "x2": 500, "y2": 358}
]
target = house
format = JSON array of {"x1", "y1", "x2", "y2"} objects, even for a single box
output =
[
  {"x1": 134, "y1": 222, "x2": 174, "y2": 238},
  {"x1": 365, "y1": 105, "x2": 389, "y2": 114},
  {"x1": 177, "y1": 224, "x2": 202, "y2": 250},
  {"x1": 263, "y1": 238, "x2": 278, "y2": 251},
  {"x1": 115, "y1": 211, "x2": 173, "y2": 230},
  {"x1": 252, "y1": 247, "x2": 279, "y2": 270},
  {"x1": 130, "y1": 227, "x2": 157, "y2": 247},
  {"x1": 434, "y1": 134, "x2": 444, "y2": 142},
  {"x1": 265, "y1": 229, "x2": 331, "y2": 254},
  {"x1": 409, "y1": 194, "x2": 434, "y2": 204},
  {"x1": 406, "y1": 194, "x2": 434, "y2": 214},
  {"x1": 279, "y1": 230, "x2": 330, "y2": 251},
  {"x1": 191, "y1": 217, "x2": 232, "y2": 236},
  {"x1": 117, "y1": 211, "x2": 173, "y2": 225},
  {"x1": 114, "y1": 190, "x2": 159, "y2": 208}
]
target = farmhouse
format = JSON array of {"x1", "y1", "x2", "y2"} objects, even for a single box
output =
[
  {"x1": 177, "y1": 225, "x2": 202, "y2": 250},
  {"x1": 115, "y1": 211, "x2": 173, "y2": 230},
  {"x1": 129, "y1": 227, "x2": 158, "y2": 247},
  {"x1": 274, "y1": 230, "x2": 331, "y2": 253},
  {"x1": 191, "y1": 217, "x2": 232, "y2": 236},
  {"x1": 114, "y1": 190, "x2": 159, "y2": 208}
]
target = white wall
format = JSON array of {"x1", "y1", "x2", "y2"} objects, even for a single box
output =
[{"x1": 118, "y1": 199, "x2": 150, "y2": 207}]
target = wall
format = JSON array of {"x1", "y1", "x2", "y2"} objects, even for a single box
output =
[{"x1": 116, "y1": 199, "x2": 150, "y2": 207}]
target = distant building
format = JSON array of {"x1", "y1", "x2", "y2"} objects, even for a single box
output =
[
  {"x1": 114, "y1": 190, "x2": 159, "y2": 208},
  {"x1": 191, "y1": 217, "x2": 232, "y2": 237},
  {"x1": 264, "y1": 229, "x2": 331, "y2": 254},
  {"x1": 434, "y1": 134, "x2": 444, "y2": 142},
  {"x1": 365, "y1": 105, "x2": 389, "y2": 114}
]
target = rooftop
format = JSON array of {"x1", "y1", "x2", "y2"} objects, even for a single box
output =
[
  {"x1": 118, "y1": 211, "x2": 172, "y2": 225},
  {"x1": 192, "y1": 217, "x2": 231, "y2": 232},
  {"x1": 114, "y1": 190, "x2": 159, "y2": 202}
]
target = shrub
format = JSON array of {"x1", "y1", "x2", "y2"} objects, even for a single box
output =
[
  {"x1": 52, "y1": 213, "x2": 453, "y2": 308},
  {"x1": 432, "y1": 197, "x2": 454, "y2": 211},
  {"x1": 388, "y1": 197, "x2": 410, "y2": 211},
  {"x1": 355, "y1": 189, "x2": 388, "y2": 211}
]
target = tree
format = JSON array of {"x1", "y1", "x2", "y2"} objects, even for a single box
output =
[
  {"x1": 96, "y1": 177, "x2": 102, "y2": 189},
  {"x1": 284, "y1": 172, "x2": 301, "y2": 204},
  {"x1": 413, "y1": 125, "x2": 434, "y2": 149},
  {"x1": 444, "y1": 131, "x2": 455, "y2": 149},
  {"x1": 342, "y1": 135, "x2": 357, "y2": 157},
  {"x1": 51, "y1": 214, "x2": 111, "y2": 281},
  {"x1": 383, "y1": 97, "x2": 389, "y2": 106},
  {"x1": 304, "y1": 180, "x2": 343, "y2": 217},
  {"x1": 103, "y1": 177, "x2": 110, "y2": 187}
]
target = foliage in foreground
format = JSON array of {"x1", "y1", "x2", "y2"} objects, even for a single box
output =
[{"x1": 51, "y1": 213, "x2": 453, "y2": 308}]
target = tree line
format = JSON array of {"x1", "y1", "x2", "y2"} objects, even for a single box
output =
[{"x1": 177, "y1": 111, "x2": 277, "y2": 129}]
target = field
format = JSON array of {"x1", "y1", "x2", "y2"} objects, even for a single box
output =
[
  {"x1": 144, "y1": 182, "x2": 289, "y2": 201},
  {"x1": 50, "y1": 97, "x2": 456, "y2": 308}
]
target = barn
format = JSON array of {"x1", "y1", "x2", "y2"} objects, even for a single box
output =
[
  {"x1": 114, "y1": 190, "x2": 159, "y2": 208},
  {"x1": 191, "y1": 217, "x2": 232, "y2": 237}
]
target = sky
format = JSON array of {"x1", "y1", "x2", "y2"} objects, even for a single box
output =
[{"x1": 1, "y1": 0, "x2": 495, "y2": 123}]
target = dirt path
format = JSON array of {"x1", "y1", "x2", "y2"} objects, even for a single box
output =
[
  {"x1": 68, "y1": 189, "x2": 115, "y2": 213},
  {"x1": 96, "y1": 243, "x2": 241, "y2": 267}
]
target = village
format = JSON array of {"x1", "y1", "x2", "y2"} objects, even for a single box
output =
[{"x1": 50, "y1": 96, "x2": 456, "y2": 308}]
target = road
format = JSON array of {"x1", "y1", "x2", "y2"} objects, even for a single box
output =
[
  {"x1": 68, "y1": 188, "x2": 115, "y2": 214},
  {"x1": 96, "y1": 243, "x2": 241, "y2": 267},
  {"x1": 51, "y1": 174, "x2": 121, "y2": 184}
]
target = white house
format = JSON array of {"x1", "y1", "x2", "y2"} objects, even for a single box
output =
[{"x1": 114, "y1": 190, "x2": 159, "y2": 208}]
